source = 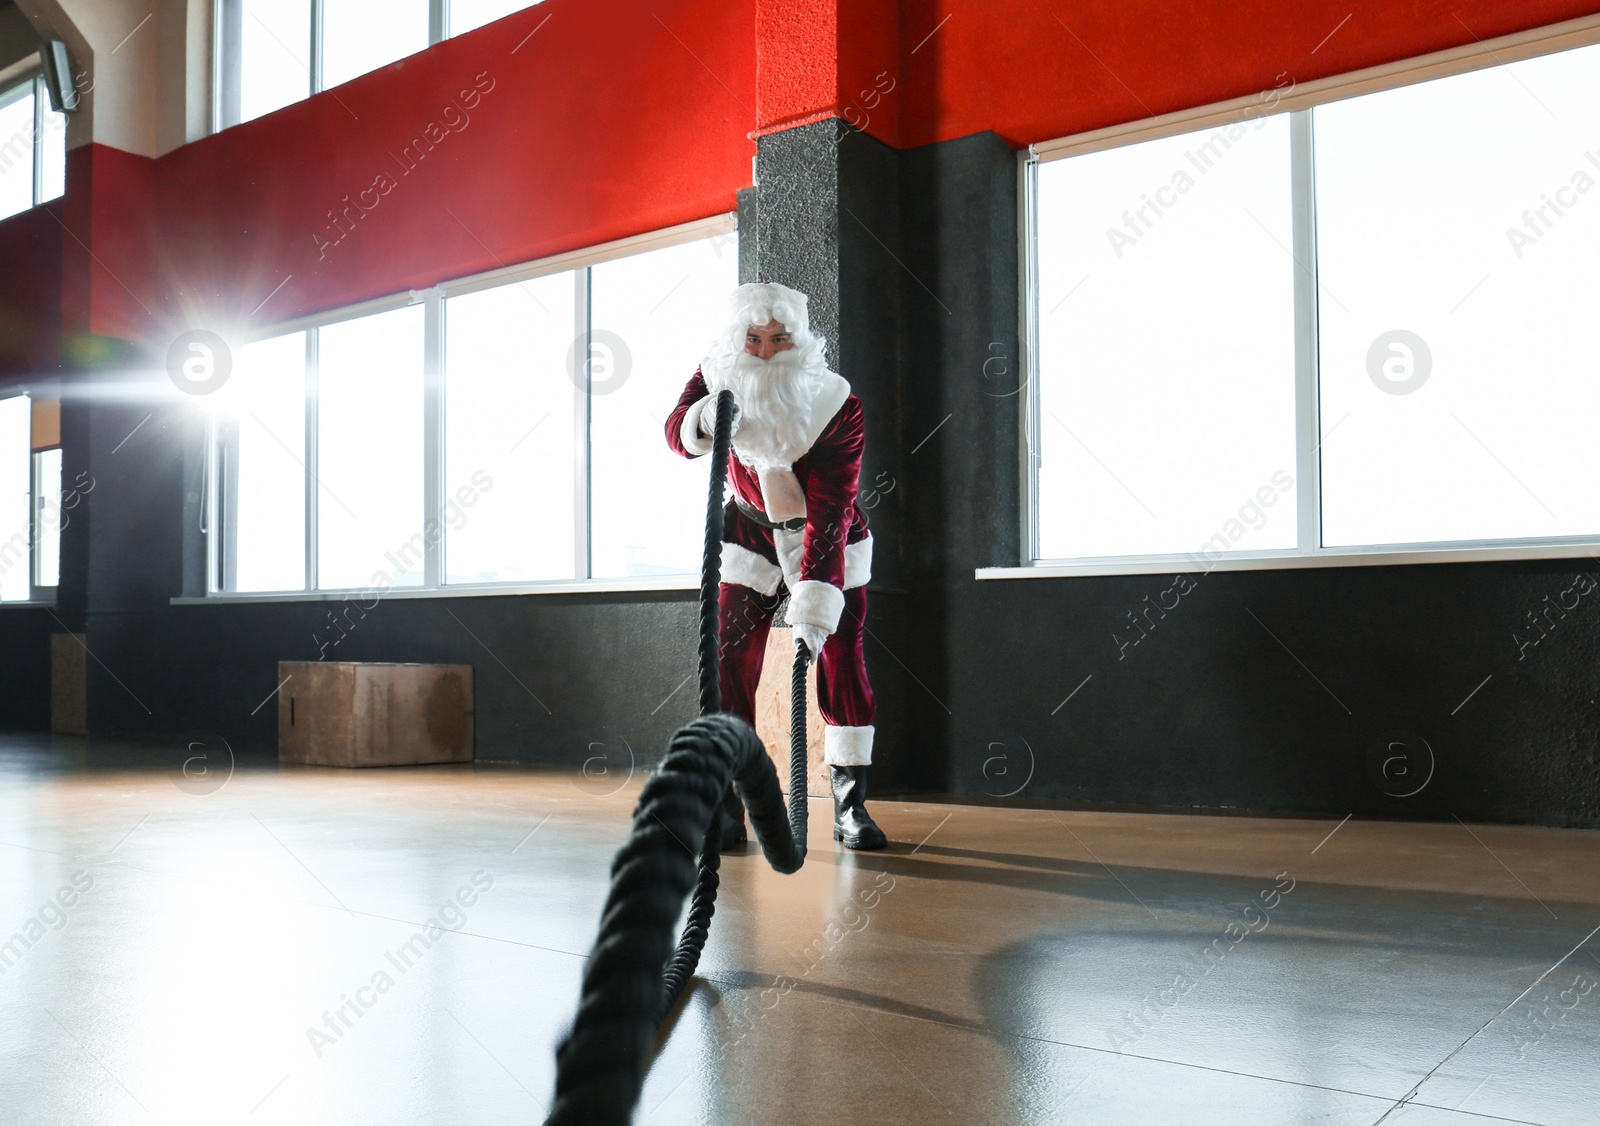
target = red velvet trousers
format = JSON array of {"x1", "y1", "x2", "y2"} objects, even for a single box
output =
[{"x1": 718, "y1": 582, "x2": 875, "y2": 732}]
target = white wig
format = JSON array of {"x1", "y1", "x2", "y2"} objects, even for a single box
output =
[
  {"x1": 702, "y1": 281, "x2": 830, "y2": 385},
  {"x1": 699, "y1": 282, "x2": 833, "y2": 468},
  {"x1": 730, "y1": 281, "x2": 815, "y2": 341}
]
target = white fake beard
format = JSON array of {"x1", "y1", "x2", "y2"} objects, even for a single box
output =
[{"x1": 707, "y1": 349, "x2": 823, "y2": 470}]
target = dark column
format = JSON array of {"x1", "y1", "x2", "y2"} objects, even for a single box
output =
[
  {"x1": 747, "y1": 121, "x2": 908, "y2": 586},
  {"x1": 744, "y1": 119, "x2": 1028, "y2": 795},
  {"x1": 893, "y1": 131, "x2": 1021, "y2": 797}
]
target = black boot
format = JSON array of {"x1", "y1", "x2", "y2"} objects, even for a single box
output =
[
  {"x1": 831, "y1": 766, "x2": 887, "y2": 850},
  {"x1": 717, "y1": 782, "x2": 748, "y2": 850}
]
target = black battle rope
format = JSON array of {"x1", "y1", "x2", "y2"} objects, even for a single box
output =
[{"x1": 546, "y1": 389, "x2": 814, "y2": 1126}]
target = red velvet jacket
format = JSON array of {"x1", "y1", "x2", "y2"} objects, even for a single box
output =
[{"x1": 665, "y1": 369, "x2": 869, "y2": 591}]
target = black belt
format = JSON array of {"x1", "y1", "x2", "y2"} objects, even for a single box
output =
[{"x1": 734, "y1": 497, "x2": 807, "y2": 532}]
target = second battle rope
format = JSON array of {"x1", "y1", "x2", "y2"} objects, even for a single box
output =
[{"x1": 546, "y1": 389, "x2": 813, "y2": 1126}]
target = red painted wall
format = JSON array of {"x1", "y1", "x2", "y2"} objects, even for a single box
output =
[
  {"x1": 7, "y1": 0, "x2": 1600, "y2": 360},
  {"x1": 836, "y1": 0, "x2": 901, "y2": 143},
  {"x1": 0, "y1": 203, "x2": 63, "y2": 380},
  {"x1": 894, "y1": 0, "x2": 1600, "y2": 148},
  {"x1": 66, "y1": 143, "x2": 159, "y2": 347},
  {"x1": 755, "y1": 0, "x2": 838, "y2": 133},
  {"x1": 749, "y1": 0, "x2": 898, "y2": 139}
]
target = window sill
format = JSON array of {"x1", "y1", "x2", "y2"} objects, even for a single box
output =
[
  {"x1": 0, "y1": 600, "x2": 58, "y2": 608},
  {"x1": 170, "y1": 574, "x2": 699, "y2": 605},
  {"x1": 979, "y1": 539, "x2": 1600, "y2": 580}
]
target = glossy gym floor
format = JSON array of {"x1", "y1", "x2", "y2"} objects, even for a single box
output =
[{"x1": 1, "y1": 734, "x2": 1596, "y2": 1125}]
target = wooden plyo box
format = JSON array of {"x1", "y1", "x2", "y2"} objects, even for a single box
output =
[
  {"x1": 278, "y1": 662, "x2": 474, "y2": 767},
  {"x1": 754, "y1": 627, "x2": 829, "y2": 798}
]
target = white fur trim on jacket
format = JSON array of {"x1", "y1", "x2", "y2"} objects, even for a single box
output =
[
  {"x1": 773, "y1": 528, "x2": 805, "y2": 590},
  {"x1": 824, "y1": 724, "x2": 874, "y2": 766},
  {"x1": 720, "y1": 542, "x2": 783, "y2": 596},
  {"x1": 775, "y1": 529, "x2": 870, "y2": 592},
  {"x1": 787, "y1": 579, "x2": 845, "y2": 633},
  {"x1": 679, "y1": 397, "x2": 714, "y2": 456},
  {"x1": 801, "y1": 372, "x2": 851, "y2": 453},
  {"x1": 843, "y1": 534, "x2": 872, "y2": 590},
  {"x1": 756, "y1": 466, "x2": 807, "y2": 523}
]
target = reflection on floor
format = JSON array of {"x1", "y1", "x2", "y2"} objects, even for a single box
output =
[{"x1": 0, "y1": 733, "x2": 1596, "y2": 1125}]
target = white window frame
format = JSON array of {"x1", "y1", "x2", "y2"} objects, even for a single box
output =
[
  {"x1": 990, "y1": 12, "x2": 1600, "y2": 581},
  {"x1": 0, "y1": 69, "x2": 59, "y2": 212},
  {"x1": 213, "y1": 0, "x2": 533, "y2": 129},
  {"x1": 0, "y1": 385, "x2": 60, "y2": 607},
  {"x1": 180, "y1": 212, "x2": 734, "y2": 605}
]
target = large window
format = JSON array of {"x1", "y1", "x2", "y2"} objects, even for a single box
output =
[
  {"x1": 316, "y1": 305, "x2": 426, "y2": 588},
  {"x1": 0, "y1": 72, "x2": 66, "y2": 220},
  {"x1": 589, "y1": 238, "x2": 745, "y2": 577},
  {"x1": 0, "y1": 391, "x2": 62, "y2": 603},
  {"x1": 215, "y1": 0, "x2": 544, "y2": 127},
  {"x1": 209, "y1": 221, "x2": 736, "y2": 595},
  {"x1": 1024, "y1": 30, "x2": 1600, "y2": 572},
  {"x1": 1313, "y1": 47, "x2": 1600, "y2": 548},
  {"x1": 0, "y1": 395, "x2": 27, "y2": 601},
  {"x1": 1035, "y1": 115, "x2": 1296, "y2": 560},
  {"x1": 443, "y1": 273, "x2": 575, "y2": 584},
  {"x1": 227, "y1": 332, "x2": 306, "y2": 592}
]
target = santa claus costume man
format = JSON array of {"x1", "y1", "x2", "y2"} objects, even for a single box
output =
[{"x1": 665, "y1": 281, "x2": 886, "y2": 851}]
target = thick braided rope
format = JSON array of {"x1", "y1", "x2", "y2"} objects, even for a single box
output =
[
  {"x1": 547, "y1": 715, "x2": 785, "y2": 1125},
  {"x1": 659, "y1": 826, "x2": 721, "y2": 1018},
  {"x1": 545, "y1": 390, "x2": 810, "y2": 1125},
  {"x1": 696, "y1": 390, "x2": 735, "y2": 717},
  {"x1": 658, "y1": 389, "x2": 739, "y2": 1018},
  {"x1": 790, "y1": 640, "x2": 813, "y2": 834}
]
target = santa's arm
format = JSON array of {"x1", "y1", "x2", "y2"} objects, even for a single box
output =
[
  {"x1": 786, "y1": 397, "x2": 864, "y2": 634},
  {"x1": 664, "y1": 370, "x2": 714, "y2": 458}
]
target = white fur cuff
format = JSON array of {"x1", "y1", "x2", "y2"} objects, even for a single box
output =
[
  {"x1": 824, "y1": 725, "x2": 874, "y2": 766},
  {"x1": 679, "y1": 398, "x2": 714, "y2": 456},
  {"x1": 788, "y1": 579, "x2": 845, "y2": 632},
  {"x1": 721, "y1": 542, "x2": 783, "y2": 596},
  {"x1": 843, "y1": 534, "x2": 872, "y2": 590}
]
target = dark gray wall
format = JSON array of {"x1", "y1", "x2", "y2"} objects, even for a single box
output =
[
  {"x1": 945, "y1": 561, "x2": 1600, "y2": 827},
  {"x1": 0, "y1": 606, "x2": 51, "y2": 729}
]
